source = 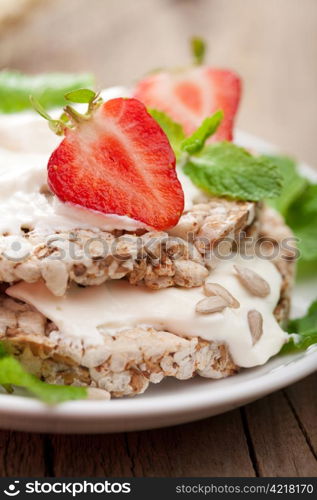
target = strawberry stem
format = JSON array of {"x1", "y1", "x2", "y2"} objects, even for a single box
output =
[
  {"x1": 30, "y1": 95, "x2": 67, "y2": 135},
  {"x1": 191, "y1": 37, "x2": 206, "y2": 65},
  {"x1": 64, "y1": 105, "x2": 90, "y2": 124},
  {"x1": 88, "y1": 94, "x2": 103, "y2": 114},
  {"x1": 31, "y1": 89, "x2": 103, "y2": 136}
]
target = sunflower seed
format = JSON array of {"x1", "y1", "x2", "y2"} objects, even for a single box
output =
[
  {"x1": 195, "y1": 296, "x2": 228, "y2": 314},
  {"x1": 174, "y1": 260, "x2": 209, "y2": 287},
  {"x1": 234, "y1": 265, "x2": 270, "y2": 297},
  {"x1": 204, "y1": 282, "x2": 240, "y2": 308},
  {"x1": 247, "y1": 309, "x2": 263, "y2": 344}
]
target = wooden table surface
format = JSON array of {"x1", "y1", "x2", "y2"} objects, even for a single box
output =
[
  {"x1": 0, "y1": 0, "x2": 316, "y2": 477},
  {"x1": 0, "y1": 373, "x2": 316, "y2": 477}
]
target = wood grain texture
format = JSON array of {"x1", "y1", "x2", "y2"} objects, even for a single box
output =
[
  {"x1": 126, "y1": 410, "x2": 255, "y2": 477},
  {"x1": 0, "y1": 431, "x2": 46, "y2": 476},
  {"x1": 244, "y1": 382, "x2": 317, "y2": 477},
  {"x1": 51, "y1": 433, "x2": 134, "y2": 477},
  {"x1": 50, "y1": 410, "x2": 255, "y2": 477},
  {"x1": 0, "y1": 376, "x2": 316, "y2": 477},
  {"x1": 285, "y1": 373, "x2": 317, "y2": 457}
]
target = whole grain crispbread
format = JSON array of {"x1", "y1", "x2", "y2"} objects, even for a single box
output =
[
  {"x1": 0, "y1": 206, "x2": 295, "y2": 398},
  {"x1": 0, "y1": 198, "x2": 259, "y2": 296}
]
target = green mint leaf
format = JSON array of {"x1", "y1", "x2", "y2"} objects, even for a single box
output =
[
  {"x1": 264, "y1": 155, "x2": 307, "y2": 216},
  {"x1": 280, "y1": 299, "x2": 317, "y2": 354},
  {"x1": 183, "y1": 142, "x2": 283, "y2": 201},
  {"x1": 180, "y1": 110, "x2": 224, "y2": 154},
  {"x1": 148, "y1": 109, "x2": 186, "y2": 158},
  {"x1": 191, "y1": 36, "x2": 206, "y2": 65},
  {"x1": 0, "y1": 71, "x2": 94, "y2": 113},
  {"x1": 65, "y1": 88, "x2": 96, "y2": 104},
  {"x1": 0, "y1": 342, "x2": 87, "y2": 404}
]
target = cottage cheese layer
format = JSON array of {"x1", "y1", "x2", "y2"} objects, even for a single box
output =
[
  {"x1": 7, "y1": 253, "x2": 287, "y2": 368},
  {"x1": 0, "y1": 87, "x2": 204, "y2": 236}
]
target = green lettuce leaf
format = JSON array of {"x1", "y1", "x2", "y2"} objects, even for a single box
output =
[
  {"x1": 259, "y1": 154, "x2": 317, "y2": 263},
  {"x1": 0, "y1": 343, "x2": 87, "y2": 404},
  {"x1": 286, "y1": 184, "x2": 317, "y2": 223},
  {"x1": 285, "y1": 184, "x2": 317, "y2": 261},
  {"x1": 183, "y1": 142, "x2": 283, "y2": 201},
  {"x1": 296, "y1": 258, "x2": 317, "y2": 279},
  {"x1": 288, "y1": 300, "x2": 317, "y2": 335},
  {"x1": 0, "y1": 71, "x2": 94, "y2": 113},
  {"x1": 291, "y1": 225, "x2": 317, "y2": 262},
  {"x1": 265, "y1": 155, "x2": 307, "y2": 216},
  {"x1": 281, "y1": 300, "x2": 317, "y2": 353},
  {"x1": 0, "y1": 342, "x2": 6, "y2": 358}
]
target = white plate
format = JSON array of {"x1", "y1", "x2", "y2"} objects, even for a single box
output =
[{"x1": 0, "y1": 131, "x2": 316, "y2": 434}]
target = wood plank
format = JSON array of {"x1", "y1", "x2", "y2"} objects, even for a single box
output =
[
  {"x1": 0, "y1": 431, "x2": 46, "y2": 476},
  {"x1": 51, "y1": 433, "x2": 134, "y2": 477},
  {"x1": 126, "y1": 409, "x2": 255, "y2": 477},
  {"x1": 285, "y1": 372, "x2": 317, "y2": 457},
  {"x1": 244, "y1": 390, "x2": 317, "y2": 477}
]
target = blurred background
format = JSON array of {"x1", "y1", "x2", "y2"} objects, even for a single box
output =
[{"x1": 0, "y1": 0, "x2": 316, "y2": 165}]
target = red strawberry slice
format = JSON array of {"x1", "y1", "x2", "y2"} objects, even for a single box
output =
[
  {"x1": 48, "y1": 98, "x2": 184, "y2": 230},
  {"x1": 134, "y1": 67, "x2": 241, "y2": 141}
]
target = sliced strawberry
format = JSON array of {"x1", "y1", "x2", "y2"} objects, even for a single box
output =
[
  {"x1": 134, "y1": 67, "x2": 241, "y2": 141},
  {"x1": 47, "y1": 98, "x2": 184, "y2": 230}
]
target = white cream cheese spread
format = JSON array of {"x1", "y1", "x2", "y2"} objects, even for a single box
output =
[{"x1": 7, "y1": 254, "x2": 287, "y2": 367}]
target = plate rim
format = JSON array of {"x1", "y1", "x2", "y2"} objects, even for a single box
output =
[{"x1": 0, "y1": 349, "x2": 316, "y2": 421}]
